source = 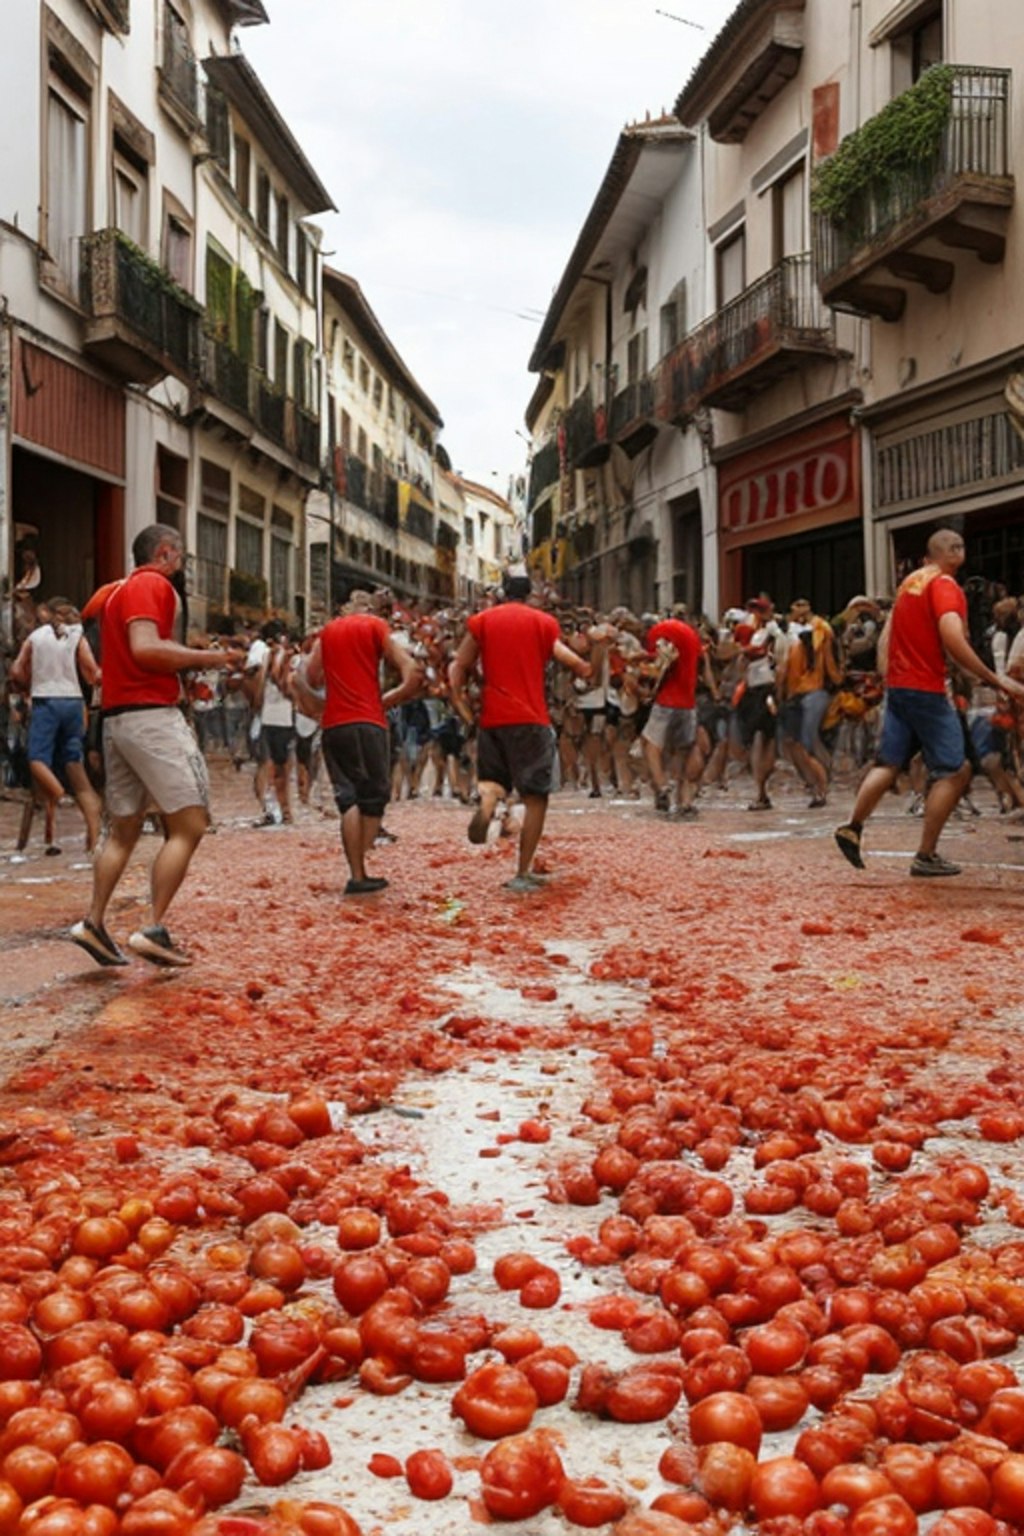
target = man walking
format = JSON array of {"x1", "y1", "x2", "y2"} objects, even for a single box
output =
[
  {"x1": 778, "y1": 597, "x2": 843, "y2": 808},
  {"x1": 835, "y1": 528, "x2": 1024, "y2": 877},
  {"x1": 302, "y1": 593, "x2": 421, "y2": 894},
  {"x1": 70, "y1": 524, "x2": 244, "y2": 967},
  {"x1": 641, "y1": 605, "x2": 703, "y2": 816},
  {"x1": 448, "y1": 568, "x2": 591, "y2": 891}
]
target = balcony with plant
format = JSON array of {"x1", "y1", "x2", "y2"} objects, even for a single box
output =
[
  {"x1": 812, "y1": 65, "x2": 1014, "y2": 320},
  {"x1": 80, "y1": 230, "x2": 201, "y2": 386}
]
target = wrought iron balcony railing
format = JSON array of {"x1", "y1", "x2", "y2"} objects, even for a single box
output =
[
  {"x1": 610, "y1": 377, "x2": 657, "y2": 438},
  {"x1": 814, "y1": 66, "x2": 1013, "y2": 310},
  {"x1": 81, "y1": 229, "x2": 199, "y2": 385},
  {"x1": 293, "y1": 406, "x2": 320, "y2": 469},
  {"x1": 528, "y1": 439, "x2": 560, "y2": 509},
  {"x1": 200, "y1": 332, "x2": 254, "y2": 418},
  {"x1": 659, "y1": 253, "x2": 833, "y2": 417},
  {"x1": 563, "y1": 387, "x2": 597, "y2": 468},
  {"x1": 160, "y1": 7, "x2": 200, "y2": 124},
  {"x1": 255, "y1": 378, "x2": 286, "y2": 445}
]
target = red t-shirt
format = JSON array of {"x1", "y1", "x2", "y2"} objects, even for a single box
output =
[
  {"x1": 886, "y1": 569, "x2": 966, "y2": 693},
  {"x1": 646, "y1": 618, "x2": 701, "y2": 709},
  {"x1": 100, "y1": 569, "x2": 182, "y2": 709},
  {"x1": 467, "y1": 603, "x2": 560, "y2": 728},
  {"x1": 320, "y1": 613, "x2": 390, "y2": 729}
]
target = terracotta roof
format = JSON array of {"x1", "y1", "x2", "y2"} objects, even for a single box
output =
[
  {"x1": 203, "y1": 53, "x2": 334, "y2": 213},
  {"x1": 323, "y1": 268, "x2": 443, "y2": 429},
  {"x1": 527, "y1": 120, "x2": 693, "y2": 375}
]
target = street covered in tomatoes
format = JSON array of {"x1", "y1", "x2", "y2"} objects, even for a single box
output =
[{"x1": 1, "y1": 786, "x2": 1024, "y2": 1534}]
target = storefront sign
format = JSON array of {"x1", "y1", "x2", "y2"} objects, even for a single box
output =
[{"x1": 722, "y1": 433, "x2": 855, "y2": 532}]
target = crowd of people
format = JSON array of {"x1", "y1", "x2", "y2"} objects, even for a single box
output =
[{"x1": 4, "y1": 521, "x2": 1024, "y2": 965}]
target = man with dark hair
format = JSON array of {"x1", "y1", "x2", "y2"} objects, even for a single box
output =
[
  {"x1": 70, "y1": 525, "x2": 244, "y2": 966},
  {"x1": 448, "y1": 567, "x2": 592, "y2": 891},
  {"x1": 302, "y1": 597, "x2": 421, "y2": 894},
  {"x1": 835, "y1": 528, "x2": 1024, "y2": 877}
]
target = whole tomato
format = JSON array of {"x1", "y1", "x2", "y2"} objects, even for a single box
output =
[
  {"x1": 404, "y1": 1448, "x2": 452, "y2": 1501},
  {"x1": 451, "y1": 1362, "x2": 537, "y2": 1439},
  {"x1": 479, "y1": 1431, "x2": 563, "y2": 1520}
]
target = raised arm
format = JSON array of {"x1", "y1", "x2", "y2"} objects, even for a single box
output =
[{"x1": 447, "y1": 632, "x2": 480, "y2": 726}]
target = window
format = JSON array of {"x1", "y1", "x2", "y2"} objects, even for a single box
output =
[
  {"x1": 463, "y1": 517, "x2": 474, "y2": 548},
  {"x1": 295, "y1": 232, "x2": 307, "y2": 295},
  {"x1": 372, "y1": 375, "x2": 383, "y2": 411},
  {"x1": 156, "y1": 446, "x2": 187, "y2": 529},
  {"x1": 205, "y1": 86, "x2": 229, "y2": 170},
  {"x1": 255, "y1": 168, "x2": 271, "y2": 235},
  {"x1": 236, "y1": 485, "x2": 265, "y2": 577},
  {"x1": 773, "y1": 163, "x2": 806, "y2": 262},
  {"x1": 256, "y1": 306, "x2": 269, "y2": 373},
  {"x1": 162, "y1": 206, "x2": 192, "y2": 289},
  {"x1": 659, "y1": 280, "x2": 687, "y2": 357},
  {"x1": 234, "y1": 135, "x2": 251, "y2": 211},
  {"x1": 889, "y1": 2, "x2": 943, "y2": 92},
  {"x1": 273, "y1": 321, "x2": 288, "y2": 394},
  {"x1": 293, "y1": 339, "x2": 313, "y2": 411},
  {"x1": 112, "y1": 141, "x2": 147, "y2": 248},
  {"x1": 357, "y1": 427, "x2": 368, "y2": 461},
  {"x1": 341, "y1": 339, "x2": 355, "y2": 378},
  {"x1": 387, "y1": 385, "x2": 396, "y2": 421},
  {"x1": 912, "y1": 12, "x2": 942, "y2": 77},
  {"x1": 275, "y1": 192, "x2": 289, "y2": 270},
  {"x1": 270, "y1": 508, "x2": 293, "y2": 609},
  {"x1": 626, "y1": 330, "x2": 648, "y2": 385},
  {"x1": 309, "y1": 542, "x2": 328, "y2": 609},
  {"x1": 46, "y1": 78, "x2": 89, "y2": 291},
  {"x1": 205, "y1": 246, "x2": 233, "y2": 340},
  {"x1": 359, "y1": 359, "x2": 370, "y2": 393},
  {"x1": 197, "y1": 460, "x2": 231, "y2": 604},
  {"x1": 716, "y1": 228, "x2": 746, "y2": 306},
  {"x1": 340, "y1": 409, "x2": 352, "y2": 451}
]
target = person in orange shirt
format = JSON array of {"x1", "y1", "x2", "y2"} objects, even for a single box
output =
[{"x1": 778, "y1": 598, "x2": 843, "y2": 808}]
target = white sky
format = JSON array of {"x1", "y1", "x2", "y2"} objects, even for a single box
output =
[{"x1": 244, "y1": 0, "x2": 738, "y2": 491}]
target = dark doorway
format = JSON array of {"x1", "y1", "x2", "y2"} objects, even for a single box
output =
[
  {"x1": 669, "y1": 493, "x2": 703, "y2": 614},
  {"x1": 12, "y1": 448, "x2": 111, "y2": 607},
  {"x1": 743, "y1": 520, "x2": 865, "y2": 618}
]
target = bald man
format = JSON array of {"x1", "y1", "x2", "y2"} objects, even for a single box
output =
[{"x1": 835, "y1": 529, "x2": 1024, "y2": 877}]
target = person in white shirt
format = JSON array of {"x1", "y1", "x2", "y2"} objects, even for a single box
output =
[{"x1": 8, "y1": 598, "x2": 102, "y2": 851}]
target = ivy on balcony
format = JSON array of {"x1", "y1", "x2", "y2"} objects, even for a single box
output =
[{"x1": 811, "y1": 65, "x2": 955, "y2": 225}]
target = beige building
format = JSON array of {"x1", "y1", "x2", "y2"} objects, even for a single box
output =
[
  {"x1": 811, "y1": 0, "x2": 1023, "y2": 594},
  {"x1": 454, "y1": 477, "x2": 517, "y2": 600},
  {"x1": 306, "y1": 268, "x2": 449, "y2": 622}
]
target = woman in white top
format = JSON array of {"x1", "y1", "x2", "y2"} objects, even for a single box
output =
[{"x1": 9, "y1": 599, "x2": 102, "y2": 852}]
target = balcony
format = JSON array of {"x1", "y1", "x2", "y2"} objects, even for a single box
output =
[
  {"x1": 254, "y1": 377, "x2": 286, "y2": 445},
  {"x1": 293, "y1": 405, "x2": 319, "y2": 469},
  {"x1": 813, "y1": 66, "x2": 1013, "y2": 321},
  {"x1": 658, "y1": 254, "x2": 835, "y2": 417},
  {"x1": 609, "y1": 376, "x2": 659, "y2": 458},
  {"x1": 199, "y1": 332, "x2": 254, "y2": 419},
  {"x1": 527, "y1": 439, "x2": 560, "y2": 510},
  {"x1": 563, "y1": 388, "x2": 599, "y2": 470},
  {"x1": 81, "y1": 230, "x2": 200, "y2": 386},
  {"x1": 159, "y1": 7, "x2": 200, "y2": 131},
  {"x1": 674, "y1": 0, "x2": 804, "y2": 144}
]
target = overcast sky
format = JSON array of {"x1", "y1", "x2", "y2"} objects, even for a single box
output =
[{"x1": 244, "y1": 0, "x2": 737, "y2": 492}]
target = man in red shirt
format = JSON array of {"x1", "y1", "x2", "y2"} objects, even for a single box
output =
[
  {"x1": 303, "y1": 593, "x2": 421, "y2": 894},
  {"x1": 448, "y1": 569, "x2": 591, "y2": 891},
  {"x1": 642, "y1": 609, "x2": 703, "y2": 815},
  {"x1": 835, "y1": 528, "x2": 1024, "y2": 876},
  {"x1": 71, "y1": 524, "x2": 245, "y2": 967}
]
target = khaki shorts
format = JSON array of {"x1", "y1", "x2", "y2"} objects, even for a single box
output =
[
  {"x1": 642, "y1": 702, "x2": 696, "y2": 754},
  {"x1": 103, "y1": 707, "x2": 209, "y2": 818}
]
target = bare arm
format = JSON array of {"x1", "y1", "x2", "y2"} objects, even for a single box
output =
[
  {"x1": 303, "y1": 639, "x2": 324, "y2": 691},
  {"x1": 939, "y1": 611, "x2": 1024, "y2": 698},
  {"x1": 553, "y1": 637, "x2": 592, "y2": 679},
  {"x1": 76, "y1": 633, "x2": 101, "y2": 689},
  {"x1": 448, "y1": 632, "x2": 479, "y2": 726},
  {"x1": 381, "y1": 634, "x2": 423, "y2": 711},
  {"x1": 7, "y1": 640, "x2": 32, "y2": 692},
  {"x1": 128, "y1": 619, "x2": 244, "y2": 675}
]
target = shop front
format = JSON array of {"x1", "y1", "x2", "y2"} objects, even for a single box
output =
[
  {"x1": 716, "y1": 411, "x2": 864, "y2": 618},
  {"x1": 9, "y1": 338, "x2": 126, "y2": 614},
  {"x1": 865, "y1": 356, "x2": 1024, "y2": 592}
]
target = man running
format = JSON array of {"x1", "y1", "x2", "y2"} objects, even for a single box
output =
[
  {"x1": 835, "y1": 528, "x2": 1024, "y2": 877},
  {"x1": 641, "y1": 606, "x2": 703, "y2": 816},
  {"x1": 70, "y1": 524, "x2": 244, "y2": 967},
  {"x1": 303, "y1": 593, "x2": 421, "y2": 894},
  {"x1": 448, "y1": 567, "x2": 591, "y2": 892}
]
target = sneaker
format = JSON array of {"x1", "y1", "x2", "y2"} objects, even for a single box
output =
[
  {"x1": 69, "y1": 918, "x2": 129, "y2": 968},
  {"x1": 344, "y1": 876, "x2": 389, "y2": 896},
  {"x1": 467, "y1": 806, "x2": 492, "y2": 844},
  {"x1": 834, "y1": 824, "x2": 865, "y2": 870},
  {"x1": 654, "y1": 788, "x2": 671, "y2": 814},
  {"x1": 375, "y1": 827, "x2": 399, "y2": 844},
  {"x1": 128, "y1": 925, "x2": 192, "y2": 967},
  {"x1": 910, "y1": 852, "x2": 961, "y2": 878},
  {"x1": 747, "y1": 797, "x2": 773, "y2": 812},
  {"x1": 503, "y1": 873, "x2": 543, "y2": 893},
  {"x1": 808, "y1": 794, "x2": 828, "y2": 809},
  {"x1": 907, "y1": 794, "x2": 925, "y2": 817},
  {"x1": 676, "y1": 803, "x2": 699, "y2": 819}
]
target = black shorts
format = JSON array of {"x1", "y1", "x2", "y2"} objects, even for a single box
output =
[
  {"x1": 294, "y1": 731, "x2": 318, "y2": 770},
  {"x1": 736, "y1": 684, "x2": 776, "y2": 748},
  {"x1": 262, "y1": 724, "x2": 294, "y2": 767},
  {"x1": 477, "y1": 724, "x2": 556, "y2": 797},
  {"x1": 322, "y1": 723, "x2": 390, "y2": 817}
]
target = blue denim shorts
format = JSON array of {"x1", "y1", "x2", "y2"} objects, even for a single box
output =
[
  {"x1": 28, "y1": 696, "x2": 85, "y2": 768},
  {"x1": 877, "y1": 688, "x2": 966, "y2": 778},
  {"x1": 781, "y1": 688, "x2": 830, "y2": 751}
]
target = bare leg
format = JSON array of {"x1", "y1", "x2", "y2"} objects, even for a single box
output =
[
  {"x1": 643, "y1": 737, "x2": 667, "y2": 794},
  {"x1": 64, "y1": 761, "x2": 102, "y2": 850},
  {"x1": 341, "y1": 807, "x2": 381, "y2": 881},
  {"x1": 150, "y1": 805, "x2": 209, "y2": 924},
  {"x1": 89, "y1": 812, "x2": 145, "y2": 928},
  {"x1": 848, "y1": 762, "x2": 900, "y2": 827},
  {"x1": 272, "y1": 762, "x2": 291, "y2": 823},
  {"x1": 518, "y1": 793, "x2": 548, "y2": 876},
  {"x1": 918, "y1": 765, "x2": 970, "y2": 857}
]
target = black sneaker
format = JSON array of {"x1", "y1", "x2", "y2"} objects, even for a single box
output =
[
  {"x1": 128, "y1": 925, "x2": 192, "y2": 967},
  {"x1": 910, "y1": 852, "x2": 961, "y2": 878},
  {"x1": 834, "y1": 824, "x2": 865, "y2": 870},
  {"x1": 654, "y1": 788, "x2": 671, "y2": 814},
  {"x1": 69, "y1": 919, "x2": 129, "y2": 968},
  {"x1": 344, "y1": 876, "x2": 389, "y2": 896}
]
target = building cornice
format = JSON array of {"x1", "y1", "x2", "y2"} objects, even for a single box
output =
[
  {"x1": 202, "y1": 53, "x2": 335, "y2": 214},
  {"x1": 323, "y1": 267, "x2": 443, "y2": 430}
]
